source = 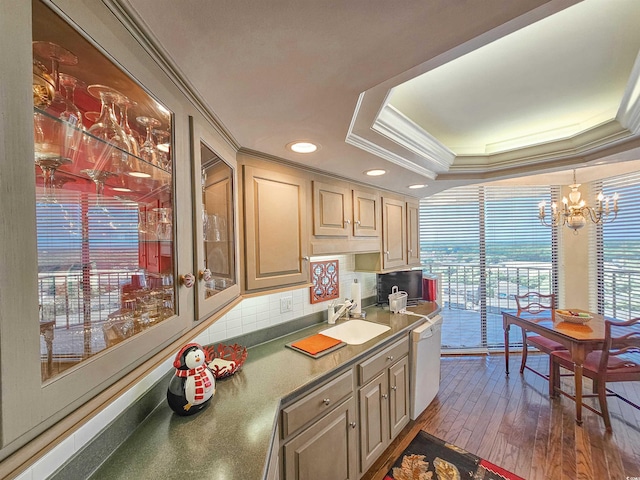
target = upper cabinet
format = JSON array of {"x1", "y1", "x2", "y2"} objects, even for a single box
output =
[
  {"x1": 191, "y1": 119, "x2": 239, "y2": 320},
  {"x1": 31, "y1": 0, "x2": 179, "y2": 381},
  {"x1": 310, "y1": 179, "x2": 380, "y2": 256},
  {"x1": 0, "y1": 0, "x2": 239, "y2": 454},
  {"x1": 355, "y1": 195, "x2": 421, "y2": 272},
  {"x1": 240, "y1": 155, "x2": 311, "y2": 292}
]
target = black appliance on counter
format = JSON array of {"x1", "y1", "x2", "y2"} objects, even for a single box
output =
[{"x1": 376, "y1": 270, "x2": 423, "y2": 306}]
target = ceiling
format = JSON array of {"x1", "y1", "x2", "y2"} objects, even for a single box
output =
[{"x1": 114, "y1": 0, "x2": 640, "y2": 197}]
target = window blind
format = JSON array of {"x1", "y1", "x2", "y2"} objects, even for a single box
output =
[
  {"x1": 596, "y1": 172, "x2": 640, "y2": 319},
  {"x1": 420, "y1": 184, "x2": 555, "y2": 350}
]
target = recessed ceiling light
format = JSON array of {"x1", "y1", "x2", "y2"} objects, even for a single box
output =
[
  {"x1": 112, "y1": 187, "x2": 132, "y2": 192},
  {"x1": 288, "y1": 141, "x2": 318, "y2": 153},
  {"x1": 408, "y1": 184, "x2": 427, "y2": 189},
  {"x1": 365, "y1": 169, "x2": 386, "y2": 176},
  {"x1": 128, "y1": 171, "x2": 152, "y2": 178}
]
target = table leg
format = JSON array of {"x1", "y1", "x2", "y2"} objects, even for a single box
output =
[
  {"x1": 572, "y1": 346, "x2": 587, "y2": 425},
  {"x1": 504, "y1": 320, "x2": 510, "y2": 375}
]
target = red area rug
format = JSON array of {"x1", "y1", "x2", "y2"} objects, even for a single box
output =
[{"x1": 385, "y1": 430, "x2": 525, "y2": 480}]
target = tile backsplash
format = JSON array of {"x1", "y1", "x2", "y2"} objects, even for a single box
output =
[{"x1": 194, "y1": 254, "x2": 377, "y2": 346}]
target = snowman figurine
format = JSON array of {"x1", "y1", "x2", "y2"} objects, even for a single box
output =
[{"x1": 167, "y1": 343, "x2": 216, "y2": 416}]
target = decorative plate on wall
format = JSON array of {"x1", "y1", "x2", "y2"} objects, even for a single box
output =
[{"x1": 310, "y1": 259, "x2": 339, "y2": 304}]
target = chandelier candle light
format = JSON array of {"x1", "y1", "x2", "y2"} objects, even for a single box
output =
[{"x1": 538, "y1": 170, "x2": 618, "y2": 233}]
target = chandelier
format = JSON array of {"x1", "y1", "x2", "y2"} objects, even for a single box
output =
[{"x1": 538, "y1": 170, "x2": 619, "y2": 232}]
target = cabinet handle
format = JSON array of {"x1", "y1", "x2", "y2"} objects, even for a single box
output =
[
  {"x1": 302, "y1": 256, "x2": 310, "y2": 261},
  {"x1": 350, "y1": 421, "x2": 357, "y2": 429},
  {"x1": 387, "y1": 355, "x2": 394, "y2": 361},
  {"x1": 323, "y1": 398, "x2": 331, "y2": 406},
  {"x1": 391, "y1": 385, "x2": 397, "y2": 391},
  {"x1": 355, "y1": 220, "x2": 361, "y2": 226},
  {"x1": 408, "y1": 249, "x2": 413, "y2": 253},
  {"x1": 344, "y1": 219, "x2": 351, "y2": 225},
  {"x1": 180, "y1": 273, "x2": 196, "y2": 288},
  {"x1": 385, "y1": 251, "x2": 390, "y2": 256},
  {"x1": 381, "y1": 393, "x2": 388, "y2": 400},
  {"x1": 199, "y1": 268, "x2": 212, "y2": 282}
]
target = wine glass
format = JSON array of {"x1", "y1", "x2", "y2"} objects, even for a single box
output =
[
  {"x1": 153, "y1": 129, "x2": 171, "y2": 171},
  {"x1": 58, "y1": 73, "x2": 84, "y2": 129},
  {"x1": 116, "y1": 95, "x2": 140, "y2": 157},
  {"x1": 80, "y1": 168, "x2": 117, "y2": 196},
  {"x1": 32, "y1": 41, "x2": 79, "y2": 120},
  {"x1": 33, "y1": 109, "x2": 81, "y2": 200},
  {"x1": 136, "y1": 116, "x2": 161, "y2": 167},
  {"x1": 85, "y1": 85, "x2": 132, "y2": 193},
  {"x1": 153, "y1": 207, "x2": 172, "y2": 241}
]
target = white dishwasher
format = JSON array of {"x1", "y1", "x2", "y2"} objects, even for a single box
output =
[{"x1": 410, "y1": 314, "x2": 443, "y2": 420}]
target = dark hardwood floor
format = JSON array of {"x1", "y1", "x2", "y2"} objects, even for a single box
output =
[{"x1": 363, "y1": 354, "x2": 640, "y2": 480}]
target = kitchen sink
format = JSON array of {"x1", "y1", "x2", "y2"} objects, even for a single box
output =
[{"x1": 320, "y1": 320, "x2": 391, "y2": 345}]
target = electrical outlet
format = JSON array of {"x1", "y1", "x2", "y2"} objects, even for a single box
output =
[{"x1": 280, "y1": 295, "x2": 293, "y2": 313}]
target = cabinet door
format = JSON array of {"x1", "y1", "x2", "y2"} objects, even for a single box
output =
[
  {"x1": 407, "y1": 201, "x2": 421, "y2": 266},
  {"x1": 359, "y1": 371, "x2": 389, "y2": 473},
  {"x1": 243, "y1": 165, "x2": 310, "y2": 291},
  {"x1": 283, "y1": 397, "x2": 358, "y2": 480},
  {"x1": 389, "y1": 356, "x2": 410, "y2": 438},
  {"x1": 382, "y1": 197, "x2": 407, "y2": 269},
  {"x1": 312, "y1": 181, "x2": 351, "y2": 237},
  {"x1": 191, "y1": 120, "x2": 240, "y2": 320},
  {"x1": 353, "y1": 189, "x2": 380, "y2": 238}
]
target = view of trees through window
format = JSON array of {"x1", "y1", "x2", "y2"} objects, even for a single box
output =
[{"x1": 420, "y1": 185, "x2": 556, "y2": 350}]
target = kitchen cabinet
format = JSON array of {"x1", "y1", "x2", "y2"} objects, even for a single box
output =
[
  {"x1": 357, "y1": 337, "x2": 410, "y2": 474},
  {"x1": 355, "y1": 195, "x2": 421, "y2": 272},
  {"x1": 407, "y1": 200, "x2": 421, "y2": 266},
  {"x1": 281, "y1": 369, "x2": 358, "y2": 480},
  {"x1": 283, "y1": 397, "x2": 358, "y2": 480},
  {"x1": 310, "y1": 179, "x2": 381, "y2": 255},
  {"x1": 0, "y1": 0, "x2": 239, "y2": 461},
  {"x1": 240, "y1": 158, "x2": 311, "y2": 292},
  {"x1": 191, "y1": 119, "x2": 240, "y2": 320}
]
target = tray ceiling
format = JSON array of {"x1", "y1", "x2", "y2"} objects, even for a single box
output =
[{"x1": 115, "y1": 0, "x2": 640, "y2": 196}]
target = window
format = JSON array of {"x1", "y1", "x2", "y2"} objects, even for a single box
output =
[
  {"x1": 596, "y1": 172, "x2": 640, "y2": 319},
  {"x1": 421, "y1": 184, "x2": 556, "y2": 350}
]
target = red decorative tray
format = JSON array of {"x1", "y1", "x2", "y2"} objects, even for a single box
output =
[{"x1": 203, "y1": 343, "x2": 248, "y2": 378}]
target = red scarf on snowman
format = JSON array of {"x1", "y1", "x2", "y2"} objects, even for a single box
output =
[{"x1": 174, "y1": 343, "x2": 213, "y2": 402}]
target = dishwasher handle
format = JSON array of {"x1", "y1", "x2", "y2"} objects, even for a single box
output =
[{"x1": 412, "y1": 314, "x2": 442, "y2": 341}]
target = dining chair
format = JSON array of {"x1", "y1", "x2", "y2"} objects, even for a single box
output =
[
  {"x1": 515, "y1": 292, "x2": 565, "y2": 378},
  {"x1": 549, "y1": 317, "x2": 640, "y2": 431}
]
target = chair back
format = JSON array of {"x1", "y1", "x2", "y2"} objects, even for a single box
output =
[
  {"x1": 515, "y1": 292, "x2": 555, "y2": 313},
  {"x1": 600, "y1": 318, "x2": 640, "y2": 376}
]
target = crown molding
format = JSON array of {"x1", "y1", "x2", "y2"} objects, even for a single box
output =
[
  {"x1": 448, "y1": 119, "x2": 633, "y2": 174},
  {"x1": 344, "y1": 131, "x2": 437, "y2": 180},
  {"x1": 372, "y1": 104, "x2": 455, "y2": 171},
  {"x1": 617, "y1": 51, "x2": 640, "y2": 135},
  {"x1": 103, "y1": 0, "x2": 240, "y2": 152}
]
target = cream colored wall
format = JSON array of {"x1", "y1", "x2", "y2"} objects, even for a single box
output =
[{"x1": 557, "y1": 183, "x2": 593, "y2": 310}]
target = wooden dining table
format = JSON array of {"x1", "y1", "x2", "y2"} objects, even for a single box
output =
[{"x1": 502, "y1": 308, "x2": 607, "y2": 425}]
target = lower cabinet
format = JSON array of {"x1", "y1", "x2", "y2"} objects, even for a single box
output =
[
  {"x1": 279, "y1": 335, "x2": 410, "y2": 480},
  {"x1": 358, "y1": 353, "x2": 410, "y2": 474},
  {"x1": 283, "y1": 397, "x2": 358, "y2": 480}
]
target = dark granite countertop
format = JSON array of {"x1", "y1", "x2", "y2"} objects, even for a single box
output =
[{"x1": 90, "y1": 302, "x2": 439, "y2": 480}]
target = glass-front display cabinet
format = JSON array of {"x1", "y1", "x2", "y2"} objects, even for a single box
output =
[
  {"x1": 0, "y1": 0, "x2": 239, "y2": 462},
  {"x1": 192, "y1": 120, "x2": 239, "y2": 320},
  {"x1": 32, "y1": 0, "x2": 176, "y2": 382}
]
